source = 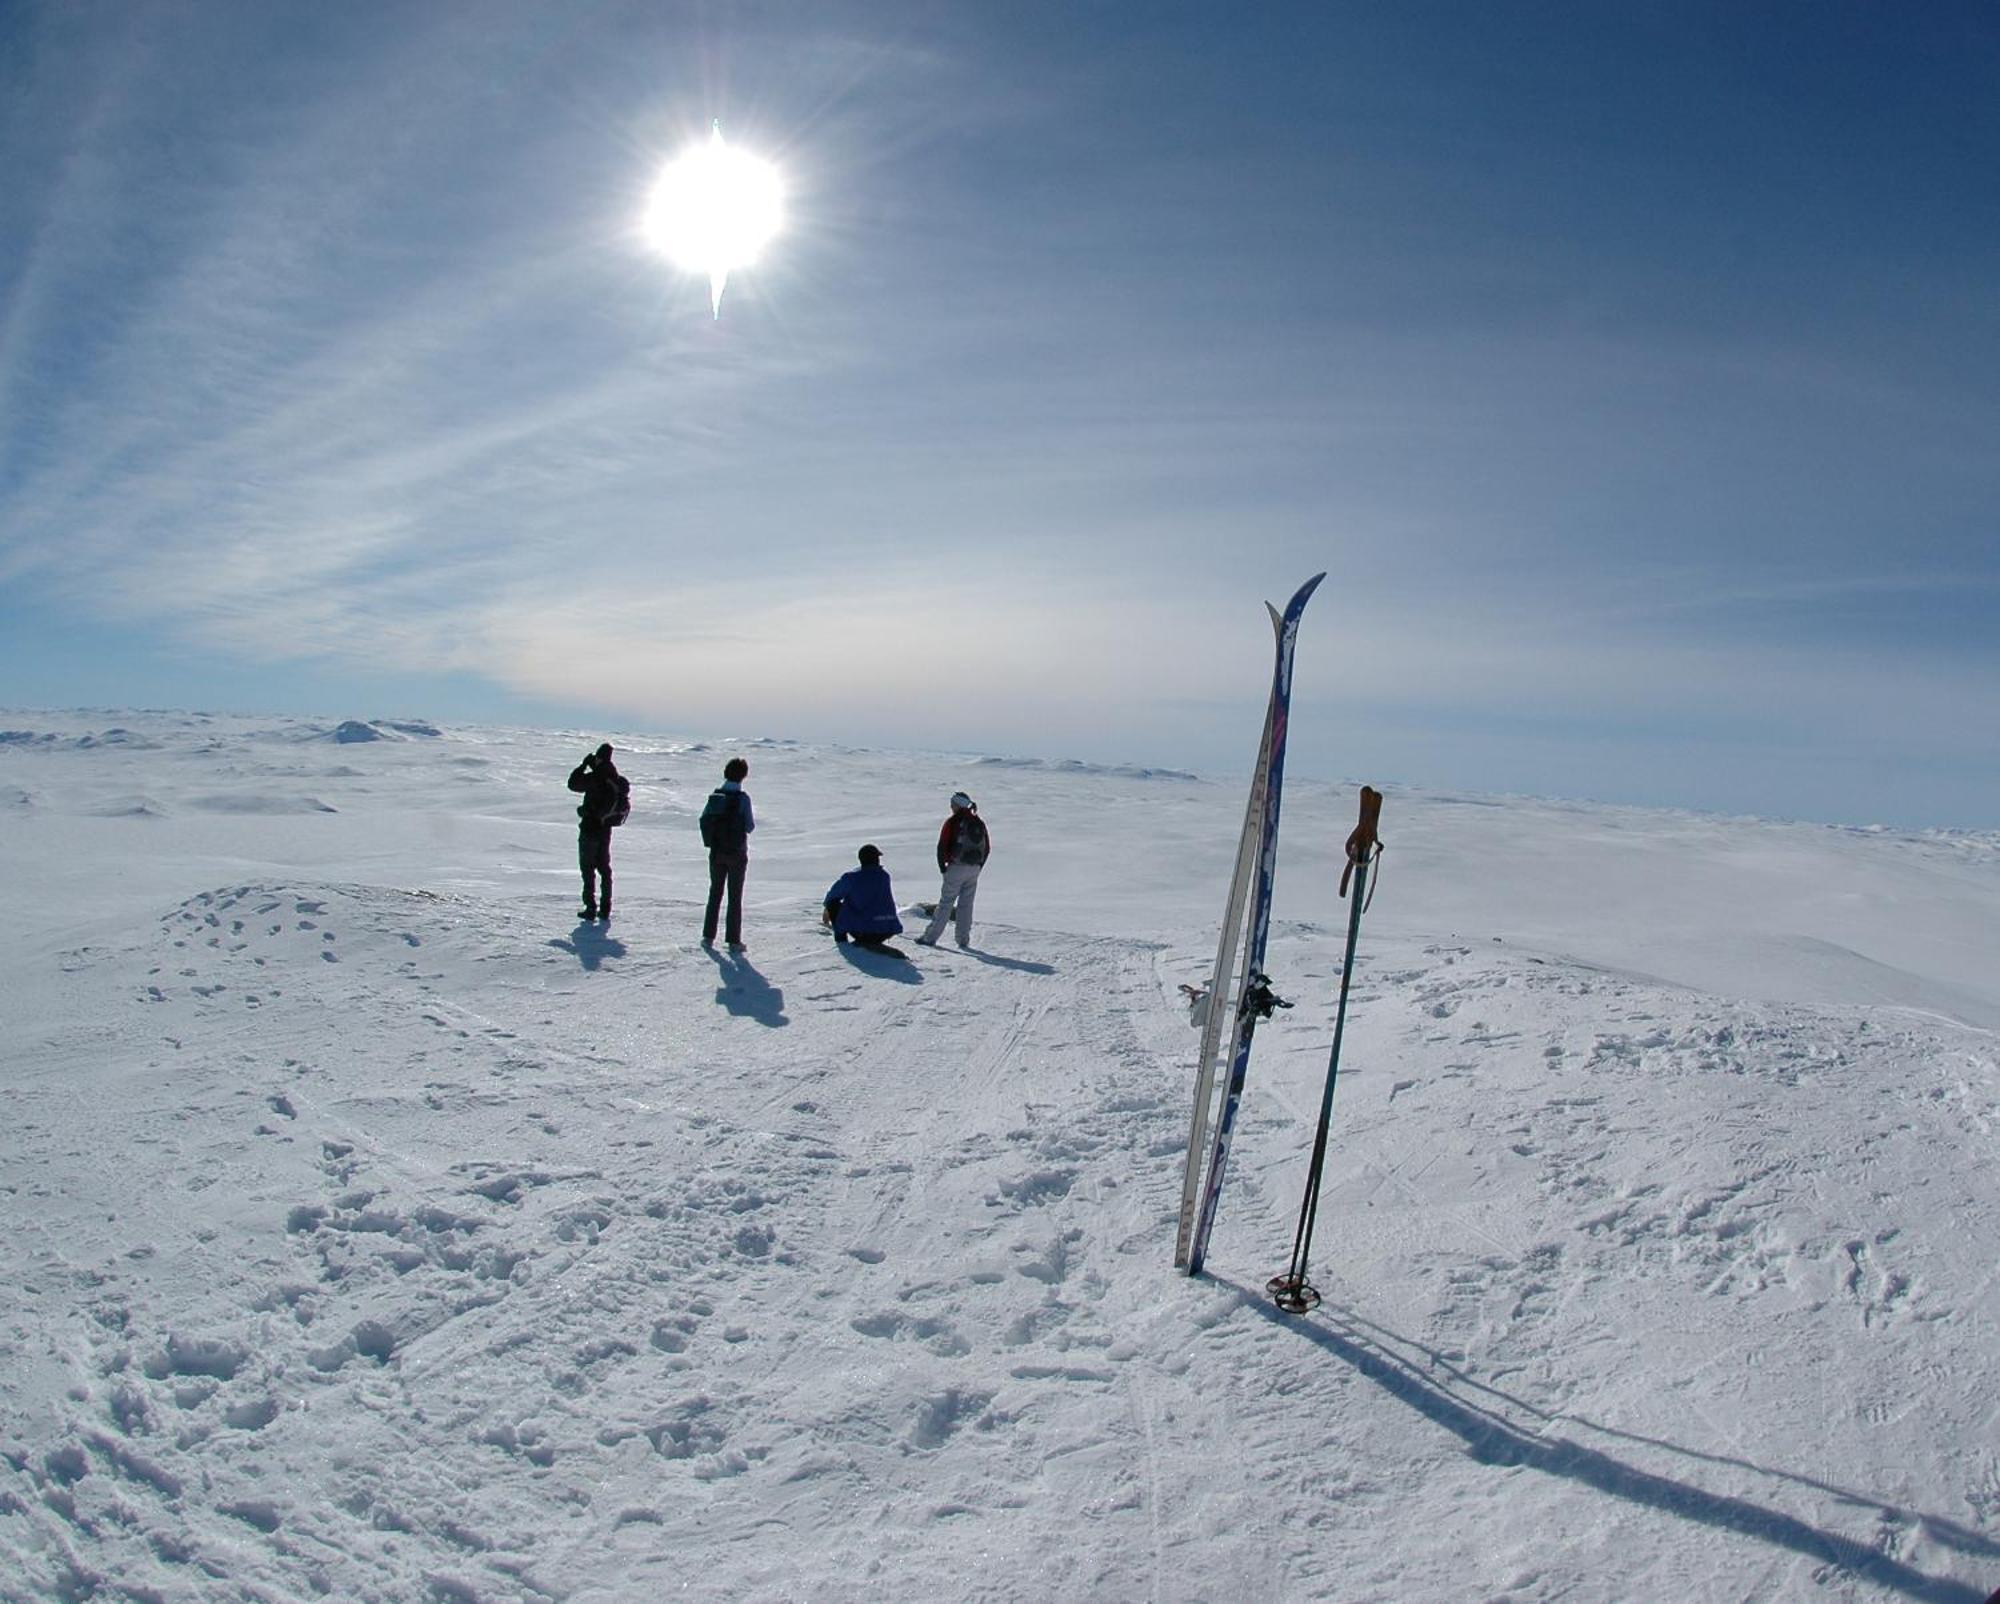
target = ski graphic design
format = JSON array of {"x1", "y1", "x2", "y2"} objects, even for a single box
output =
[{"x1": 1180, "y1": 572, "x2": 1324, "y2": 1275}]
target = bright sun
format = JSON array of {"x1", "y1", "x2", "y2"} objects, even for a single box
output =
[{"x1": 643, "y1": 122, "x2": 784, "y2": 318}]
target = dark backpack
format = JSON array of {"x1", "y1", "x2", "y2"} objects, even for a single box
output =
[
  {"x1": 603, "y1": 776, "x2": 631, "y2": 828},
  {"x1": 954, "y1": 813, "x2": 989, "y2": 866},
  {"x1": 578, "y1": 770, "x2": 628, "y2": 830},
  {"x1": 700, "y1": 788, "x2": 745, "y2": 852}
]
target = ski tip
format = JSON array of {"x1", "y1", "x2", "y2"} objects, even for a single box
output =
[{"x1": 1268, "y1": 572, "x2": 1327, "y2": 624}]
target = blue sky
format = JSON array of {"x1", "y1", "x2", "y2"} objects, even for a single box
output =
[{"x1": 2, "y1": 2, "x2": 1994, "y2": 827}]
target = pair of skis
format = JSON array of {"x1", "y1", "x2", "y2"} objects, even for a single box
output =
[{"x1": 1174, "y1": 574, "x2": 1323, "y2": 1276}]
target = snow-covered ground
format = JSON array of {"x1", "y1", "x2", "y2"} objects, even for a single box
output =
[{"x1": 2, "y1": 710, "x2": 1996, "y2": 1603}]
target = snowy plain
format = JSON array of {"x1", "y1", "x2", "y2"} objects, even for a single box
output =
[{"x1": 1, "y1": 708, "x2": 1996, "y2": 1603}]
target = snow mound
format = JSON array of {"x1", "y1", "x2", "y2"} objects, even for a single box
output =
[
  {"x1": 322, "y1": 718, "x2": 442, "y2": 744},
  {"x1": 76, "y1": 727, "x2": 157, "y2": 749},
  {"x1": 89, "y1": 795, "x2": 170, "y2": 818},
  {"x1": 972, "y1": 754, "x2": 1201, "y2": 782},
  {"x1": 188, "y1": 793, "x2": 338, "y2": 814}
]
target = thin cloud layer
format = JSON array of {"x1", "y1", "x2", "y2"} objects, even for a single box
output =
[{"x1": 1, "y1": 2, "x2": 1995, "y2": 825}]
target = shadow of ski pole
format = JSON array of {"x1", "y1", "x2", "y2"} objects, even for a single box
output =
[
  {"x1": 1333, "y1": 1305, "x2": 2000, "y2": 1567},
  {"x1": 1219, "y1": 1281, "x2": 1988, "y2": 1604}
]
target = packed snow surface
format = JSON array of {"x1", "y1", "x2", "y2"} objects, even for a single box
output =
[{"x1": 2, "y1": 710, "x2": 1996, "y2": 1602}]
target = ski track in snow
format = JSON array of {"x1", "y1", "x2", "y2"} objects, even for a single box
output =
[{"x1": 0, "y1": 711, "x2": 1996, "y2": 1603}]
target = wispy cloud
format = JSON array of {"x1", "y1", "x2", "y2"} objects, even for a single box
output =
[{"x1": 1, "y1": 1, "x2": 1994, "y2": 824}]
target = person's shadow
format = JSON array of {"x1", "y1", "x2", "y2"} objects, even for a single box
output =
[
  {"x1": 707, "y1": 946, "x2": 789, "y2": 1026},
  {"x1": 958, "y1": 949, "x2": 1055, "y2": 976},
  {"x1": 548, "y1": 921, "x2": 626, "y2": 971},
  {"x1": 837, "y1": 941, "x2": 924, "y2": 984},
  {"x1": 1220, "y1": 1279, "x2": 1996, "y2": 1603}
]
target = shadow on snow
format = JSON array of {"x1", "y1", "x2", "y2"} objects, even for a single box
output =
[
  {"x1": 706, "y1": 947, "x2": 788, "y2": 1026},
  {"x1": 837, "y1": 942, "x2": 924, "y2": 983},
  {"x1": 547, "y1": 921, "x2": 626, "y2": 971},
  {"x1": 1221, "y1": 1281, "x2": 1993, "y2": 1604},
  {"x1": 958, "y1": 948, "x2": 1056, "y2": 975}
]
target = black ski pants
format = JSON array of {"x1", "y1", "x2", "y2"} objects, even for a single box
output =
[
  {"x1": 579, "y1": 827, "x2": 612, "y2": 914},
  {"x1": 704, "y1": 850, "x2": 747, "y2": 945}
]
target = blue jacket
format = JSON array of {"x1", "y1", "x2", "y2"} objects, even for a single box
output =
[{"x1": 823, "y1": 865, "x2": 904, "y2": 938}]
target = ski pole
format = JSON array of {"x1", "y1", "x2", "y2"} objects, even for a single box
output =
[{"x1": 1269, "y1": 786, "x2": 1382, "y2": 1314}]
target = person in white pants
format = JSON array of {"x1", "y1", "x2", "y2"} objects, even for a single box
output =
[{"x1": 917, "y1": 792, "x2": 990, "y2": 948}]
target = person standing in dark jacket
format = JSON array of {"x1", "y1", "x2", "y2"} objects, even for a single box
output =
[
  {"x1": 699, "y1": 757, "x2": 754, "y2": 949},
  {"x1": 822, "y1": 844, "x2": 906, "y2": 956},
  {"x1": 567, "y1": 743, "x2": 629, "y2": 920},
  {"x1": 917, "y1": 791, "x2": 989, "y2": 948}
]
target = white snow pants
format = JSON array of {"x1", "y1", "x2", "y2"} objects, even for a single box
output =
[{"x1": 922, "y1": 862, "x2": 982, "y2": 946}]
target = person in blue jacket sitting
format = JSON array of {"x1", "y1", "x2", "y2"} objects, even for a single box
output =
[{"x1": 822, "y1": 844, "x2": 906, "y2": 954}]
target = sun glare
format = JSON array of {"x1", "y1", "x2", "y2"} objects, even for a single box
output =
[{"x1": 643, "y1": 122, "x2": 784, "y2": 318}]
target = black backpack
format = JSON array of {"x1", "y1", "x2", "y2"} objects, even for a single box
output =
[
  {"x1": 700, "y1": 788, "x2": 745, "y2": 852},
  {"x1": 954, "y1": 813, "x2": 989, "y2": 866},
  {"x1": 578, "y1": 770, "x2": 628, "y2": 829},
  {"x1": 603, "y1": 775, "x2": 631, "y2": 828}
]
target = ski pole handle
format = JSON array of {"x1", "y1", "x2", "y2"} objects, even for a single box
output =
[{"x1": 1338, "y1": 786, "x2": 1383, "y2": 898}]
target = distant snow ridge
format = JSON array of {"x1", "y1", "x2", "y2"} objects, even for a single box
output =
[
  {"x1": 974, "y1": 755, "x2": 1201, "y2": 782},
  {"x1": 77, "y1": 727, "x2": 157, "y2": 749},
  {"x1": 326, "y1": 719, "x2": 443, "y2": 744},
  {"x1": 190, "y1": 794, "x2": 338, "y2": 815},
  {"x1": 1, "y1": 726, "x2": 158, "y2": 750}
]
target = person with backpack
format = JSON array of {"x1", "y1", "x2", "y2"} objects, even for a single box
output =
[
  {"x1": 567, "y1": 743, "x2": 630, "y2": 921},
  {"x1": 699, "y1": 756, "x2": 754, "y2": 950},
  {"x1": 916, "y1": 791, "x2": 989, "y2": 948},
  {"x1": 821, "y1": 844, "x2": 907, "y2": 957}
]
